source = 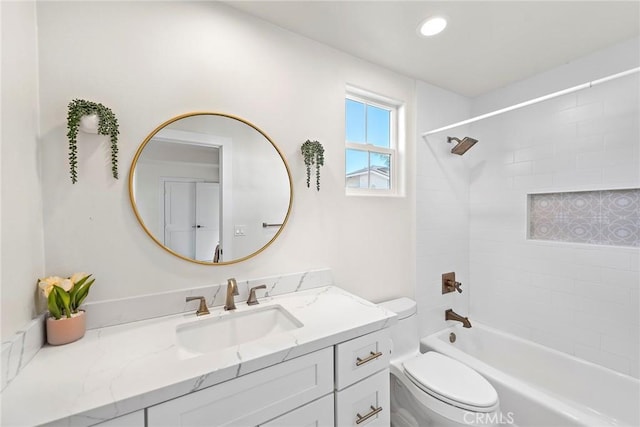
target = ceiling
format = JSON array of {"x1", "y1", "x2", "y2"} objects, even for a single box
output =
[{"x1": 225, "y1": 1, "x2": 640, "y2": 97}]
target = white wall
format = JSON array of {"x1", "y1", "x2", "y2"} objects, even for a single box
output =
[
  {"x1": 20, "y1": 0, "x2": 416, "y2": 330},
  {"x1": 415, "y1": 81, "x2": 472, "y2": 337},
  {"x1": 1, "y1": 1, "x2": 46, "y2": 340},
  {"x1": 467, "y1": 37, "x2": 640, "y2": 377}
]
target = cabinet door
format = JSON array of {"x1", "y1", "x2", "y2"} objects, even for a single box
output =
[
  {"x1": 260, "y1": 394, "x2": 334, "y2": 427},
  {"x1": 147, "y1": 348, "x2": 333, "y2": 426},
  {"x1": 335, "y1": 369, "x2": 390, "y2": 427}
]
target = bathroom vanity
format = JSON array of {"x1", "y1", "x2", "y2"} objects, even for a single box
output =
[{"x1": 1, "y1": 286, "x2": 395, "y2": 426}]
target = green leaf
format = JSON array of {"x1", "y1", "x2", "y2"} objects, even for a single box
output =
[
  {"x1": 47, "y1": 291, "x2": 61, "y2": 320},
  {"x1": 74, "y1": 278, "x2": 95, "y2": 308},
  {"x1": 69, "y1": 275, "x2": 90, "y2": 310},
  {"x1": 53, "y1": 286, "x2": 72, "y2": 318}
]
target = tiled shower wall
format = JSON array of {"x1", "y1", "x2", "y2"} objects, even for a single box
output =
[
  {"x1": 415, "y1": 81, "x2": 472, "y2": 338},
  {"x1": 468, "y1": 45, "x2": 639, "y2": 377}
]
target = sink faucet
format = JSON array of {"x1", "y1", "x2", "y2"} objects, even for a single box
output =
[
  {"x1": 224, "y1": 278, "x2": 239, "y2": 311},
  {"x1": 445, "y1": 309, "x2": 472, "y2": 328},
  {"x1": 247, "y1": 284, "x2": 267, "y2": 306},
  {"x1": 185, "y1": 296, "x2": 210, "y2": 316}
]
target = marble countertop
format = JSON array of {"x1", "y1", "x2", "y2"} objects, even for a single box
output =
[{"x1": 1, "y1": 286, "x2": 396, "y2": 427}]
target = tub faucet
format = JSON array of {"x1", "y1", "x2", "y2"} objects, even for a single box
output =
[
  {"x1": 445, "y1": 309, "x2": 472, "y2": 328},
  {"x1": 224, "y1": 278, "x2": 239, "y2": 311}
]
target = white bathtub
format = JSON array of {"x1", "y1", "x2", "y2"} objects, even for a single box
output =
[{"x1": 420, "y1": 323, "x2": 639, "y2": 427}]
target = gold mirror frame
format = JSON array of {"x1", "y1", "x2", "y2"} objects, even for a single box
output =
[{"x1": 128, "y1": 112, "x2": 293, "y2": 265}]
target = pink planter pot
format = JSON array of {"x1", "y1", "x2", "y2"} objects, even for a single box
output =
[{"x1": 46, "y1": 311, "x2": 86, "y2": 345}]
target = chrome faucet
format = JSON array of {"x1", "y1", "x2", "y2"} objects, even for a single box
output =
[
  {"x1": 224, "y1": 278, "x2": 239, "y2": 311},
  {"x1": 445, "y1": 309, "x2": 472, "y2": 328}
]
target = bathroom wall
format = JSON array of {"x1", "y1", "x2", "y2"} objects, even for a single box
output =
[
  {"x1": 467, "y1": 37, "x2": 640, "y2": 377},
  {"x1": 415, "y1": 82, "x2": 472, "y2": 337},
  {"x1": 1, "y1": 1, "x2": 46, "y2": 339},
  {"x1": 0, "y1": 0, "x2": 417, "y2": 339}
]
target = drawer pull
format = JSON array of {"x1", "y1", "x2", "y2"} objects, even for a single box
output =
[
  {"x1": 356, "y1": 351, "x2": 383, "y2": 366},
  {"x1": 356, "y1": 405, "x2": 383, "y2": 424}
]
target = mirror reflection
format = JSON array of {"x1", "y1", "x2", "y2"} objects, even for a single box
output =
[{"x1": 129, "y1": 113, "x2": 292, "y2": 265}]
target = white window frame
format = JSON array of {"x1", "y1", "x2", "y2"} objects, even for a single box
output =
[{"x1": 345, "y1": 86, "x2": 404, "y2": 196}]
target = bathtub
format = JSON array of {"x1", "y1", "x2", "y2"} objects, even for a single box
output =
[{"x1": 420, "y1": 323, "x2": 639, "y2": 427}]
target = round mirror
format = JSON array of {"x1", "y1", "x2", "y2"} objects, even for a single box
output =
[{"x1": 129, "y1": 112, "x2": 292, "y2": 265}]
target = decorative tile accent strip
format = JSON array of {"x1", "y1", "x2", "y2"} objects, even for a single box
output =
[{"x1": 529, "y1": 189, "x2": 639, "y2": 247}]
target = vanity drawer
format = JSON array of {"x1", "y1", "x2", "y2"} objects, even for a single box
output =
[
  {"x1": 334, "y1": 328, "x2": 390, "y2": 390},
  {"x1": 260, "y1": 393, "x2": 334, "y2": 427},
  {"x1": 147, "y1": 347, "x2": 333, "y2": 426},
  {"x1": 335, "y1": 369, "x2": 390, "y2": 427},
  {"x1": 91, "y1": 410, "x2": 145, "y2": 426}
]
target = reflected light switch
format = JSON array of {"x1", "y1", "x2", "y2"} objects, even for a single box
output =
[{"x1": 234, "y1": 225, "x2": 246, "y2": 237}]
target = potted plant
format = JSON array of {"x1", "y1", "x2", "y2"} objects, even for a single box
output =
[
  {"x1": 301, "y1": 140, "x2": 325, "y2": 191},
  {"x1": 66, "y1": 99, "x2": 120, "y2": 184},
  {"x1": 38, "y1": 273, "x2": 95, "y2": 345}
]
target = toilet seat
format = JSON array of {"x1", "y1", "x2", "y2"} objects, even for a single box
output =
[{"x1": 403, "y1": 352, "x2": 498, "y2": 413}]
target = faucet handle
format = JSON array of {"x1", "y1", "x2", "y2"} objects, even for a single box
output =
[
  {"x1": 442, "y1": 272, "x2": 463, "y2": 294},
  {"x1": 448, "y1": 280, "x2": 463, "y2": 293},
  {"x1": 247, "y1": 285, "x2": 267, "y2": 306},
  {"x1": 186, "y1": 296, "x2": 210, "y2": 316}
]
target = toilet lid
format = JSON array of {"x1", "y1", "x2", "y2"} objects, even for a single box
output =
[{"x1": 403, "y1": 352, "x2": 498, "y2": 411}]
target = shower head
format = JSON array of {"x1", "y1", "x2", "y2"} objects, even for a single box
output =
[{"x1": 447, "y1": 136, "x2": 478, "y2": 155}]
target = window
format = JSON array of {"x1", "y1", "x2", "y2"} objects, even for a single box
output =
[{"x1": 345, "y1": 88, "x2": 401, "y2": 195}]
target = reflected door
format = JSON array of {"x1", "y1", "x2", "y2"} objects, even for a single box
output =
[
  {"x1": 195, "y1": 183, "x2": 220, "y2": 262},
  {"x1": 163, "y1": 180, "x2": 220, "y2": 260},
  {"x1": 164, "y1": 181, "x2": 196, "y2": 258}
]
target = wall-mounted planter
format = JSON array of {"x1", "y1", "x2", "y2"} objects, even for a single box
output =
[
  {"x1": 66, "y1": 99, "x2": 120, "y2": 184},
  {"x1": 78, "y1": 113, "x2": 99, "y2": 134},
  {"x1": 301, "y1": 140, "x2": 324, "y2": 191}
]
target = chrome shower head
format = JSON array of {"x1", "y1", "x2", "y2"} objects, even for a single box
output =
[{"x1": 447, "y1": 136, "x2": 478, "y2": 155}]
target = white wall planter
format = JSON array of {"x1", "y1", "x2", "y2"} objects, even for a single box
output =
[{"x1": 79, "y1": 113, "x2": 99, "y2": 134}]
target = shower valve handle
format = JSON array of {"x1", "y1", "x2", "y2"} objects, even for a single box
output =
[
  {"x1": 447, "y1": 280, "x2": 463, "y2": 293},
  {"x1": 442, "y1": 272, "x2": 463, "y2": 294}
]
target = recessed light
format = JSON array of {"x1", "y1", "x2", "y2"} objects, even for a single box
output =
[{"x1": 419, "y1": 16, "x2": 447, "y2": 37}]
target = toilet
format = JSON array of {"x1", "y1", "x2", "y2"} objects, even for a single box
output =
[{"x1": 379, "y1": 298, "x2": 500, "y2": 427}]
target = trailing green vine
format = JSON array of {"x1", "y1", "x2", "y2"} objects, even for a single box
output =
[
  {"x1": 66, "y1": 99, "x2": 119, "y2": 184},
  {"x1": 301, "y1": 140, "x2": 324, "y2": 191}
]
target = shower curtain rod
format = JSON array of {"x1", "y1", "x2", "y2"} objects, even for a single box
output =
[{"x1": 422, "y1": 67, "x2": 640, "y2": 137}]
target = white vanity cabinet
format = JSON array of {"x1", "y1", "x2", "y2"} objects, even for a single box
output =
[
  {"x1": 334, "y1": 328, "x2": 391, "y2": 426},
  {"x1": 146, "y1": 329, "x2": 391, "y2": 427},
  {"x1": 147, "y1": 348, "x2": 333, "y2": 426}
]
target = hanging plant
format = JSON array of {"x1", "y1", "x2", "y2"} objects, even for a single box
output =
[
  {"x1": 66, "y1": 99, "x2": 120, "y2": 184},
  {"x1": 301, "y1": 140, "x2": 324, "y2": 191}
]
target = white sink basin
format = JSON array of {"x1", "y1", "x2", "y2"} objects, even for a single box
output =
[{"x1": 176, "y1": 305, "x2": 303, "y2": 356}]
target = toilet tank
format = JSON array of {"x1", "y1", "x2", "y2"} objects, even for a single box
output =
[{"x1": 378, "y1": 298, "x2": 419, "y2": 359}]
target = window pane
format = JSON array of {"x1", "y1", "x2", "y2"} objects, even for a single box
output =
[
  {"x1": 345, "y1": 99, "x2": 365, "y2": 143},
  {"x1": 366, "y1": 105, "x2": 390, "y2": 148},
  {"x1": 370, "y1": 153, "x2": 391, "y2": 190},
  {"x1": 346, "y1": 149, "x2": 369, "y2": 189}
]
